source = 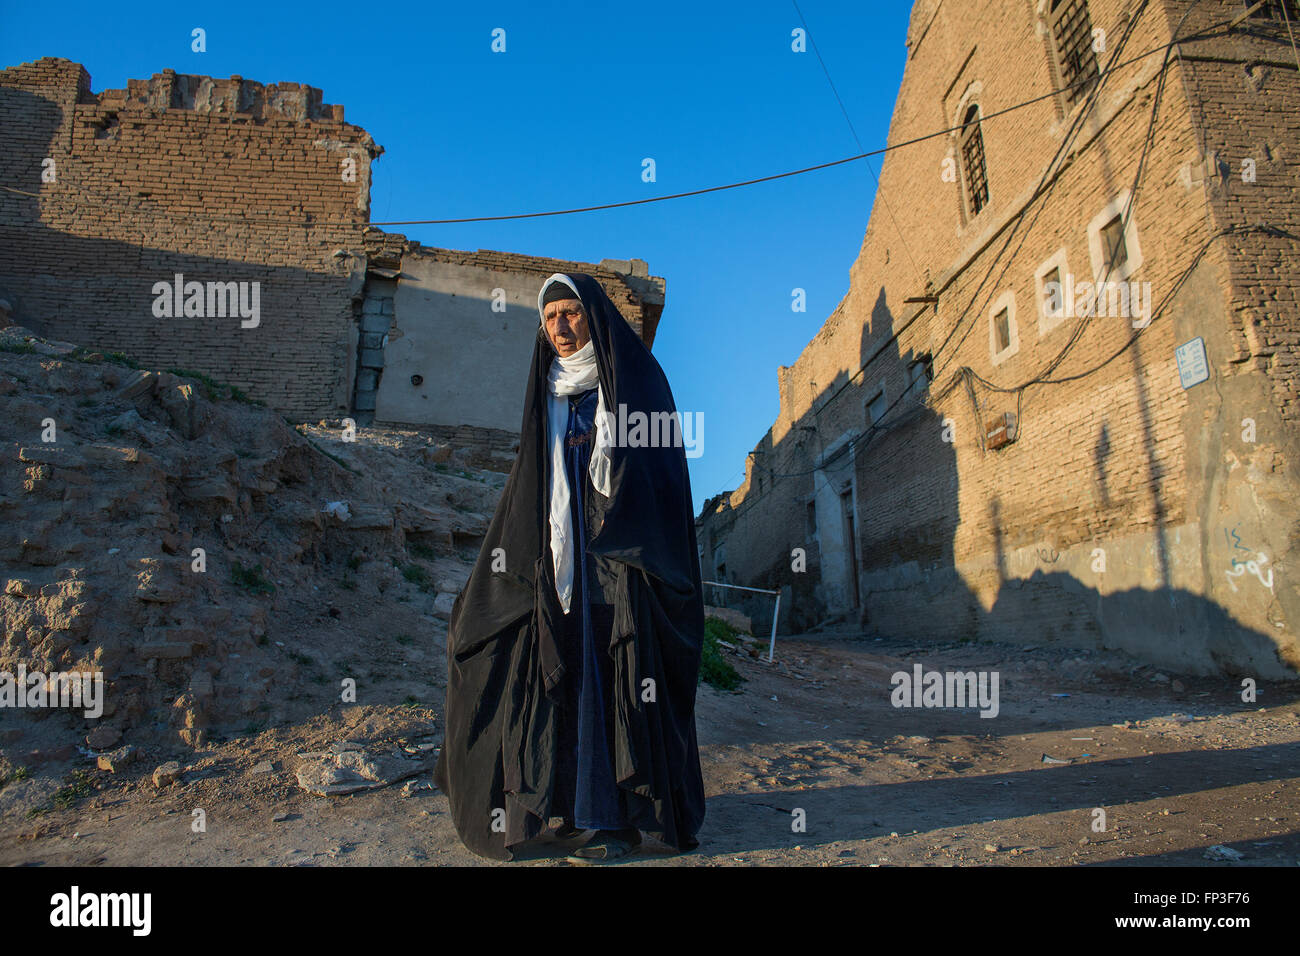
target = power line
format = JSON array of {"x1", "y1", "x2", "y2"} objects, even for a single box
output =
[
  {"x1": 365, "y1": 35, "x2": 1192, "y2": 227},
  {"x1": 791, "y1": 0, "x2": 925, "y2": 290},
  {"x1": 728, "y1": 4, "x2": 1147, "y2": 494},
  {"x1": 716, "y1": 0, "x2": 1200, "y2": 516},
  {"x1": 2, "y1": 33, "x2": 1213, "y2": 237}
]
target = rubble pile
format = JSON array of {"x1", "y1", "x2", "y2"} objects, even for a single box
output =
[{"x1": 0, "y1": 326, "x2": 503, "y2": 757}]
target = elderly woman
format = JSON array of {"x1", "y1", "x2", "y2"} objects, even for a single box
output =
[{"x1": 434, "y1": 272, "x2": 706, "y2": 864}]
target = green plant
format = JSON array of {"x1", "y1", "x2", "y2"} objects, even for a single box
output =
[
  {"x1": 166, "y1": 367, "x2": 223, "y2": 400},
  {"x1": 51, "y1": 769, "x2": 95, "y2": 809},
  {"x1": 0, "y1": 765, "x2": 30, "y2": 791},
  {"x1": 231, "y1": 560, "x2": 275, "y2": 595},
  {"x1": 305, "y1": 437, "x2": 357, "y2": 474},
  {"x1": 228, "y1": 384, "x2": 261, "y2": 406},
  {"x1": 346, "y1": 554, "x2": 363, "y2": 571},
  {"x1": 399, "y1": 563, "x2": 433, "y2": 592},
  {"x1": 409, "y1": 542, "x2": 437, "y2": 561},
  {"x1": 102, "y1": 351, "x2": 142, "y2": 369},
  {"x1": 700, "y1": 618, "x2": 745, "y2": 692},
  {"x1": 395, "y1": 633, "x2": 413, "y2": 646}
]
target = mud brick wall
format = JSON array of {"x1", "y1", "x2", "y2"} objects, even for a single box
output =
[
  {"x1": 0, "y1": 57, "x2": 382, "y2": 418},
  {"x1": 701, "y1": 0, "x2": 1300, "y2": 676}
]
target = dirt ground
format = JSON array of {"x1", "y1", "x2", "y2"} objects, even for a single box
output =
[{"x1": 3, "y1": 624, "x2": 1297, "y2": 867}]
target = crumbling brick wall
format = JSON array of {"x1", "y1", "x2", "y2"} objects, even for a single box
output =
[{"x1": 0, "y1": 57, "x2": 381, "y2": 418}]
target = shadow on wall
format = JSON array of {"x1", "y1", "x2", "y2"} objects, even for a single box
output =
[
  {"x1": 845, "y1": 285, "x2": 1293, "y2": 679},
  {"x1": 0, "y1": 83, "x2": 361, "y2": 419},
  {"x1": 0, "y1": 219, "x2": 360, "y2": 420}
]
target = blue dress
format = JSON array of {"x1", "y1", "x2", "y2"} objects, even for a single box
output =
[{"x1": 554, "y1": 387, "x2": 627, "y2": 830}]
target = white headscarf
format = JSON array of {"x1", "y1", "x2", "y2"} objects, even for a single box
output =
[{"x1": 539, "y1": 274, "x2": 613, "y2": 613}]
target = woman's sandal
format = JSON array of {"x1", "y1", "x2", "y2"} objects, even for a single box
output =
[
  {"x1": 566, "y1": 827, "x2": 642, "y2": 864},
  {"x1": 551, "y1": 821, "x2": 586, "y2": 842}
]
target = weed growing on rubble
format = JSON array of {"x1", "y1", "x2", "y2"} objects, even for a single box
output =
[
  {"x1": 399, "y1": 563, "x2": 433, "y2": 592},
  {"x1": 0, "y1": 765, "x2": 31, "y2": 791},
  {"x1": 231, "y1": 560, "x2": 275, "y2": 595},
  {"x1": 45, "y1": 769, "x2": 95, "y2": 812},
  {"x1": 102, "y1": 351, "x2": 142, "y2": 369},
  {"x1": 167, "y1": 367, "x2": 224, "y2": 400},
  {"x1": 701, "y1": 618, "x2": 745, "y2": 692},
  {"x1": 0, "y1": 341, "x2": 37, "y2": 355},
  {"x1": 166, "y1": 367, "x2": 264, "y2": 406},
  {"x1": 303, "y1": 436, "x2": 357, "y2": 474}
]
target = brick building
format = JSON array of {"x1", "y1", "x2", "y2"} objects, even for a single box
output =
[
  {"x1": 0, "y1": 57, "x2": 664, "y2": 461},
  {"x1": 698, "y1": 0, "x2": 1300, "y2": 677}
]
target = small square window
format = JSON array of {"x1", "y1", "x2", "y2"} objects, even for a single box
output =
[
  {"x1": 866, "y1": 389, "x2": 887, "y2": 425},
  {"x1": 994, "y1": 309, "x2": 1011, "y2": 353},
  {"x1": 908, "y1": 355, "x2": 933, "y2": 399},
  {"x1": 1034, "y1": 247, "x2": 1071, "y2": 337},
  {"x1": 1088, "y1": 191, "x2": 1143, "y2": 283},
  {"x1": 1100, "y1": 215, "x2": 1128, "y2": 273},
  {"x1": 1041, "y1": 268, "x2": 1061, "y2": 313},
  {"x1": 989, "y1": 291, "x2": 1020, "y2": 365}
]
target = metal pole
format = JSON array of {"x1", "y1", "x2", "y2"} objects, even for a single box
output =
[{"x1": 767, "y1": 592, "x2": 781, "y2": 663}]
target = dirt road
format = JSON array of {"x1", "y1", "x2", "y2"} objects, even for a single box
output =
[{"x1": 3, "y1": 630, "x2": 1297, "y2": 866}]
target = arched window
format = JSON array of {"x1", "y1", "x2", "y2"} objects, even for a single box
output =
[
  {"x1": 960, "y1": 104, "x2": 989, "y2": 217},
  {"x1": 1049, "y1": 0, "x2": 1101, "y2": 106}
]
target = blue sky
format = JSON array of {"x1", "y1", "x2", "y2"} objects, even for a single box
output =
[{"x1": 1, "y1": 0, "x2": 912, "y2": 513}]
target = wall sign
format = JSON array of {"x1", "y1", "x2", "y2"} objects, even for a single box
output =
[{"x1": 1176, "y1": 337, "x2": 1209, "y2": 389}]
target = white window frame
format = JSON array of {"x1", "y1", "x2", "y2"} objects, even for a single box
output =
[
  {"x1": 1034, "y1": 247, "x2": 1071, "y2": 337},
  {"x1": 989, "y1": 290, "x2": 1020, "y2": 366},
  {"x1": 1087, "y1": 189, "x2": 1144, "y2": 284}
]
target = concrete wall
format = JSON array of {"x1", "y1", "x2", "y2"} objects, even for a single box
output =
[
  {"x1": 377, "y1": 257, "x2": 554, "y2": 431},
  {"x1": 357, "y1": 239, "x2": 666, "y2": 441}
]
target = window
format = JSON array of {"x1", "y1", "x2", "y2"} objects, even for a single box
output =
[
  {"x1": 1034, "y1": 247, "x2": 1071, "y2": 336},
  {"x1": 1049, "y1": 0, "x2": 1101, "y2": 106},
  {"x1": 908, "y1": 354, "x2": 933, "y2": 399},
  {"x1": 960, "y1": 104, "x2": 989, "y2": 216},
  {"x1": 1100, "y1": 215, "x2": 1128, "y2": 273},
  {"x1": 1087, "y1": 190, "x2": 1143, "y2": 283},
  {"x1": 993, "y1": 309, "x2": 1012, "y2": 353},
  {"x1": 989, "y1": 291, "x2": 1020, "y2": 365},
  {"x1": 866, "y1": 387, "x2": 887, "y2": 425}
]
